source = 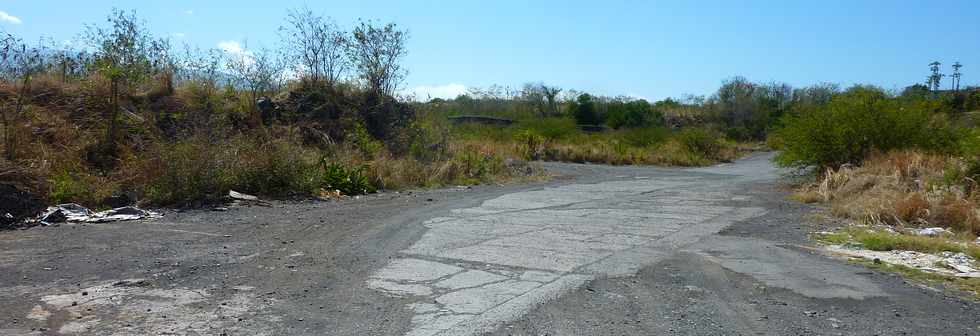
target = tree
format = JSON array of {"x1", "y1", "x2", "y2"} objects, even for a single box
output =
[
  {"x1": 605, "y1": 99, "x2": 656, "y2": 129},
  {"x1": 349, "y1": 20, "x2": 408, "y2": 96},
  {"x1": 225, "y1": 44, "x2": 285, "y2": 123},
  {"x1": 572, "y1": 93, "x2": 599, "y2": 125},
  {"x1": 85, "y1": 9, "x2": 169, "y2": 155},
  {"x1": 519, "y1": 83, "x2": 563, "y2": 117},
  {"x1": 928, "y1": 61, "x2": 944, "y2": 91},
  {"x1": 280, "y1": 8, "x2": 348, "y2": 84}
]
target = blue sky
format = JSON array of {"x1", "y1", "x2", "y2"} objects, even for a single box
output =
[{"x1": 1, "y1": 0, "x2": 977, "y2": 100}]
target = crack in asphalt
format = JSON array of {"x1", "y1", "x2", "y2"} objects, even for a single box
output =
[{"x1": 368, "y1": 160, "x2": 776, "y2": 336}]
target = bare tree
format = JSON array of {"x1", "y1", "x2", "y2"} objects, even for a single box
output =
[
  {"x1": 349, "y1": 20, "x2": 408, "y2": 96},
  {"x1": 280, "y1": 8, "x2": 348, "y2": 84},
  {"x1": 178, "y1": 45, "x2": 225, "y2": 93},
  {"x1": 225, "y1": 44, "x2": 285, "y2": 117},
  {"x1": 520, "y1": 83, "x2": 547, "y2": 116}
]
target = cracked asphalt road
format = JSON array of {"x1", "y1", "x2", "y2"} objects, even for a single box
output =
[{"x1": 2, "y1": 152, "x2": 979, "y2": 335}]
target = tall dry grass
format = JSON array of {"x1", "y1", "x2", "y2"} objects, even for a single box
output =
[{"x1": 795, "y1": 150, "x2": 980, "y2": 234}]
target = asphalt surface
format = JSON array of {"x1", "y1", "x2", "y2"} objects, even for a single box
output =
[{"x1": 1, "y1": 153, "x2": 979, "y2": 335}]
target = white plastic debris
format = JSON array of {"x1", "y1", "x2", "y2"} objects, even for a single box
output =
[
  {"x1": 38, "y1": 203, "x2": 161, "y2": 225},
  {"x1": 228, "y1": 190, "x2": 271, "y2": 206},
  {"x1": 914, "y1": 227, "x2": 951, "y2": 237},
  {"x1": 228, "y1": 190, "x2": 259, "y2": 201}
]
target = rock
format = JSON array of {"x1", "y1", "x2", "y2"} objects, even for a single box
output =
[{"x1": 915, "y1": 227, "x2": 951, "y2": 237}]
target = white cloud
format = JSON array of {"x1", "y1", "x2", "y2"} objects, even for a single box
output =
[
  {"x1": 173, "y1": 32, "x2": 186, "y2": 39},
  {"x1": 217, "y1": 40, "x2": 250, "y2": 56},
  {"x1": 0, "y1": 11, "x2": 22, "y2": 24},
  {"x1": 406, "y1": 83, "x2": 468, "y2": 101}
]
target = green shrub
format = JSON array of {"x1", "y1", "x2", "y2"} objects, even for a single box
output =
[
  {"x1": 445, "y1": 146, "x2": 507, "y2": 183},
  {"x1": 605, "y1": 100, "x2": 661, "y2": 129},
  {"x1": 320, "y1": 161, "x2": 375, "y2": 195},
  {"x1": 346, "y1": 123, "x2": 384, "y2": 158},
  {"x1": 514, "y1": 129, "x2": 545, "y2": 160},
  {"x1": 143, "y1": 138, "x2": 230, "y2": 205},
  {"x1": 618, "y1": 126, "x2": 669, "y2": 147},
  {"x1": 571, "y1": 94, "x2": 600, "y2": 125},
  {"x1": 49, "y1": 170, "x2": 91, "y2": 204},
  {"x1": 677, "y1": 127, "x2": 722, "y2": 159},
  {"x1": 230, "y1": 136, "x2": 320, "y2": 196},
  {"x1": 773, "y1": 86, "x2": 958, "y2": 168},
  {"x1": 516, "y1": 117, "x2": 579, "y2": 141},
  {"x1": 144, "y1": 132, "x2": 321, "y2": 205}
]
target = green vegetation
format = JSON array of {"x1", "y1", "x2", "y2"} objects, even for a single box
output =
[
  {"x1": 851, "y1": 257, "x2": 980, "y2": 300},
  {"x1": 772, "y1": 85, "x2": 962, "y2": 169},
  {"x1": 816, "y1": 227, "x2": 980, "y2": 260}
]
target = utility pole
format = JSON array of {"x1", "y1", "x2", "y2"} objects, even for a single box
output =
[
  {"x1": 951, "y1": 62, "x2": 963, "y2": 91},
  {"x1": 928, "y1": 61, "x2": 944, "y2": 92}
]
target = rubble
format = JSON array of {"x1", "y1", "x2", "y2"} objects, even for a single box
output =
[
  {"x1": 913, "y1": 227, "x2": 951, "y2": 237},
  {"x1": 38, "y1": 203, "x2": 161, "y2": 225},
  {"x1": 825, "y1": 245, "x2": 980, "y2": 278}
]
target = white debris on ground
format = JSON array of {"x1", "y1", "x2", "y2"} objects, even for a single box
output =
[
  {"x1": 825, "y1": 245, "x2": 980, "y2": 278},
  {"x1": 38, "y1": 203, "x2": 161, "y2": 225},
  {"x1": 914, "y1": 227, "x2": 952, "y2": 237}
]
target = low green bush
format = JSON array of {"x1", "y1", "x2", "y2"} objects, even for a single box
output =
[
  {"x1": 773, "y1": 86, "x2": 960, "y2": 168},
  {"x1": 617, "y1": 126, "x2": 669, "y2": 147},
  {"x1": 677, "y1": 127, "x2": 722, "y2": 159},
  {"x1": 320, "y1": 161, "x2": 375, "y2": 195},
  {"x1": 514, "y1": 129, "x2": 544, "y2": 160},
  {"x1": 516, "y1": 117, "x2": 579, "y2": 141}
]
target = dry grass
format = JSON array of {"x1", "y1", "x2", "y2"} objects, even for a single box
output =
[
  {"x1": 797, "y1": 150, "x2": 980, "y2": 234},
  {"x1": 1, "y1": 78, "x2": 539, "y2": 209}
]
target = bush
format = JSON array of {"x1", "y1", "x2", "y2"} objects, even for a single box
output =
[
  {"x1": 571, "y1": 94, "x2": 600, "y2": 125},
  {"x1": 516, "y1": 117, "x2": 578, "y2": 141},
  {"x1": 605, "y1": 100, "x2": 661, "y2": 129},
  {"x1": 142, "y1": 131, "x2": 321, "y2": 205},
  {"x1": 320, "y1": 161, "x2": 375, "y2": 195},
  {"x1": 677, "y1": 127, "x2": 722, "y2": 160},
  {"x1": 618, "y1": 126, "x2": 669, "y2": 147},
  {"x1": 773, "y1": 86, "x2": 958, "y2": 169},
  {"x1": 514, "y1": 129, "x2": 544, "y2": 160}
]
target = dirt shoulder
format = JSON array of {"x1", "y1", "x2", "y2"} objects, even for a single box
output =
[{"x1": 0, "y1": 179, "x2": 562, "y2": 335}]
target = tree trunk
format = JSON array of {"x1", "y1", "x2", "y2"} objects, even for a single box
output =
[{"x1": 106, "y1": 78, "x2": 119, "y2": 153}]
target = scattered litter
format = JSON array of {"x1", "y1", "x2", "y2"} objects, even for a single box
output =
[
  {"x1": 228, "y1": 190, "x2": 259, "y2": 201},
  {"x1": 38, "y1": 203, "x2": 161, "y2": 225},
  {"x1": 228, "y1": 190, "x2": 272, "y2": 206},
  {"x1": 914, "y1": 227, "x2": 951, "y2": 237},
  {"x1": 825, "y1": 245, "x2": 980, "y2": 278}
]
